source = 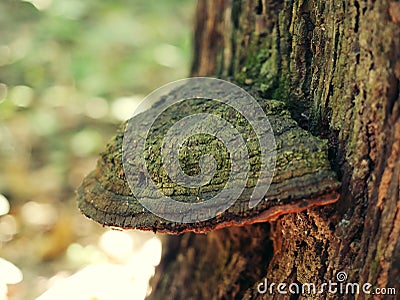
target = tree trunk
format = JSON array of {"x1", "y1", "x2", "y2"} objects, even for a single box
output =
[{"x1": 149, "y1": 0, "x2": 400, "y2": 299}]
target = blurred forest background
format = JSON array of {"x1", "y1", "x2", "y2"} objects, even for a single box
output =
[{"x1": 0, "y1": 0, "x2": 195, "y2": 299}]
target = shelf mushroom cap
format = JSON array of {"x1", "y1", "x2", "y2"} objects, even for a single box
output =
[{"x1": 77, "y1": 81, "x2": 340, "y2": 234}]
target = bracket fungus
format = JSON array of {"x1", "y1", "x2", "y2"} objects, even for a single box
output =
[{"x1": 77, "y1": 80, "x2": 340, "y2": 234}]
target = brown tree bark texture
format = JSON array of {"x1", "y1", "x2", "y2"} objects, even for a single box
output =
[{"x1": 149, "y1": 0, "x2": 400, "y2": 299}]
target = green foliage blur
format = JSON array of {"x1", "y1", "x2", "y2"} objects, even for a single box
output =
[
  {"x1": 0, "y1": 1, "x2": 194, "y2": 299},
  {"x1": 0, "y1": 0, "x2": 193, "y2": 96},
  {"x1": 0, "y1": 0, "x2": 194, "y2": 197}
]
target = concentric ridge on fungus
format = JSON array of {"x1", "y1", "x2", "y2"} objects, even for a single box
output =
[{"x1": 77, "y1": 83, "x2": 340, "y2": 234}]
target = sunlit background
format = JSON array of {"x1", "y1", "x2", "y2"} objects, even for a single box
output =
[{"x1": 0, "y1": 0, "x2": 195, "y2": 299}]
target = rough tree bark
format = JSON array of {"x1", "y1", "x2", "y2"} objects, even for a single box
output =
[{"x1": 149, "y1": 0, "x2": 400, "y2": 299}]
